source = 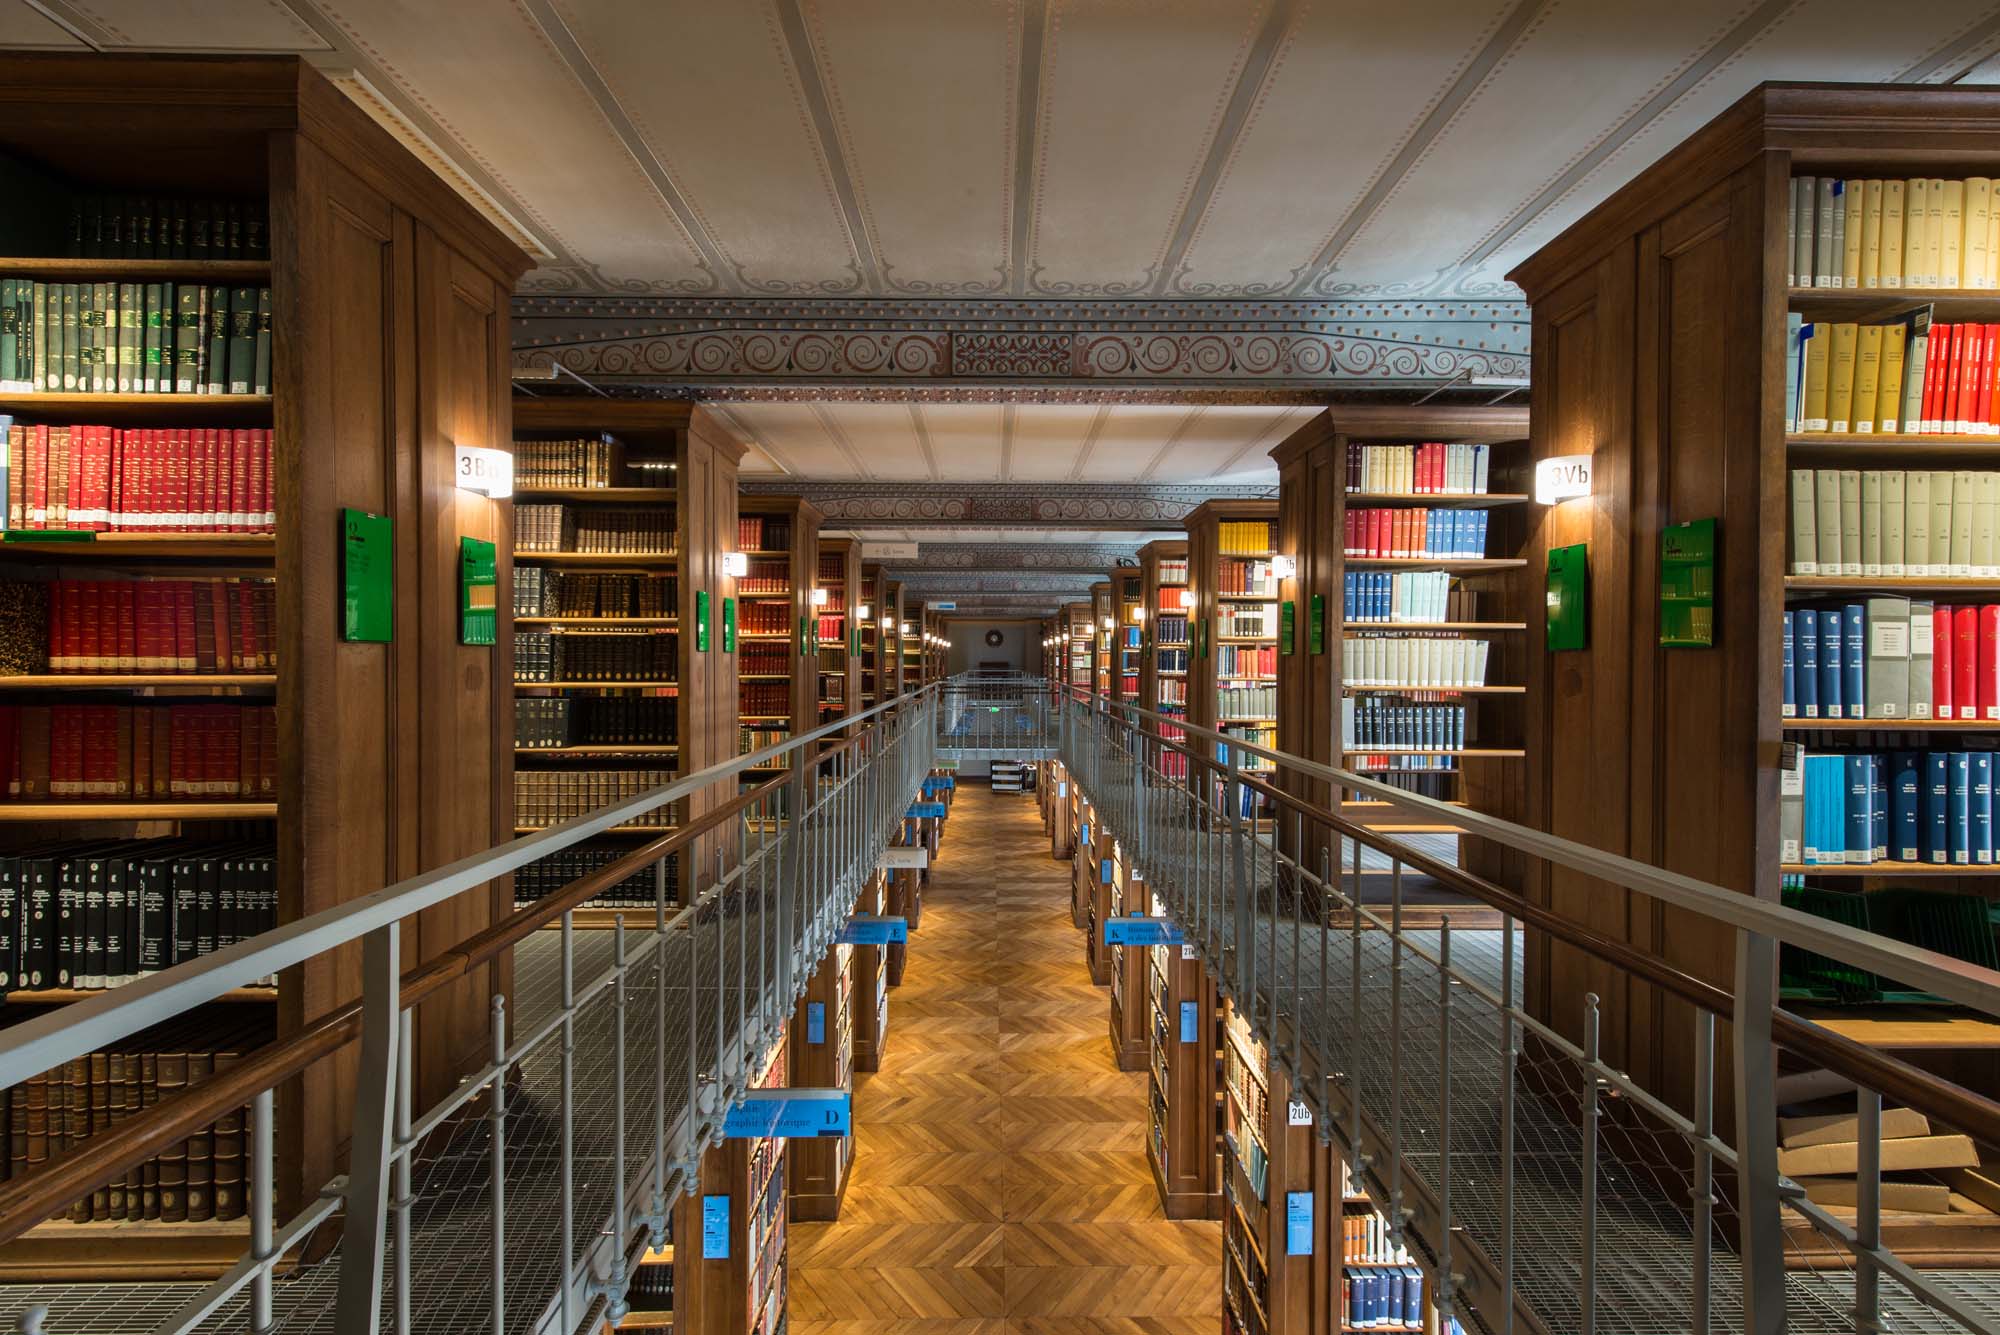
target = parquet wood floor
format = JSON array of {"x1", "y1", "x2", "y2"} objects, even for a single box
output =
[{"x1": 790, "y1": 784, "x2": 1222, "y2": 1335}]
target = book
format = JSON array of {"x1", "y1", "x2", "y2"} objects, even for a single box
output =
[{"x1": 1778, "y1": 1134, "x2": 1979, "y2": 1178}]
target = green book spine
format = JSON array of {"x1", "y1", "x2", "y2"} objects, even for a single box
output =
[
  {"x1": 118, "y1": 283, "x2": 140, "y2": 394},
  {"x1": 74, "y1": 283, "x2": 91, "y2": 393},
  {"x1": 1, "y1": 278, "x2": 16, "y2": 391},
  {"x1": 168, "y1": 200, "x2": 188, "y2": 261},
  {"x1": 142, "y1": 283, "x2": 163, "y2": 394},
  {"x1": 203, "y1": 286, "x2": 228, "y2": 395},
  {"x1": 60, "y1": 283, "x2": 79, "y2": 393},
  {"x1": 189, "y1": 202, "x2": 211, "y2": 263},
  {"x1": 174, "y1": 285, "x2": 200, "y2": 394},
  {"x1": 32, "y1": 283, "x2": 48, "y2": 392},
  {"x1": 226, "y1": 287, "x2": 255, "y2": 395},
  {"x1": 133, "y1": 198, "x2": 154, "y2": 260},
  {"x1": 253, "y1": 288, "x2": 271, "y2": 396},
  {"x1": 90, "y1": 281, "x2": 110, "y2": 393}
]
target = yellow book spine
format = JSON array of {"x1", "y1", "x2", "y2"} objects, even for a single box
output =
[
  {"x1": 1877, "y1": 323, "x2": 1909, "y2": 433},
  {"x1": 1852, "y1": 324, "x2": 1883, "y2": 433},
  {"x1": 1828, "y1": 322, "x2": 1860, "y2": 433},
  {"x1": 1860, "y1": 179, "x2": 1884, "y2": 288},
  {"x1": 1967, "y1": 178, "x2": 1993, "y2": 288},
  {"x1": 1842, "y1": 178, "x2": 1865, "y2": 287},
  {"x1": 1942, "y1": 179, "x2": 1966, "y2": 288},
  {"x1": 1803, "y1": 324, "x2": 1831, "y2": 433},
  {"x1": 1880, "y1": 179, "x2": 1907, "y2": 286},
  {"x1": 1925, "y1": 177, "x2": 1947, "y2": 288},
  {"x1": 1901, "y1": 178, "x2": 1927, "y2": 286}
]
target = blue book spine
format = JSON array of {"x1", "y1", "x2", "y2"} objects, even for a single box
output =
[
  {"x1": 1818, "y1": 609, "x2": 1842, "y2": 719},
  {"x1": 1927, "y1": 750, "x2": 1951, "y2": 864},
  {"x1": 1871, "y1": 754, "x2": 1887, "y2": 861},
  {"x1": 1843, "y1": 604, "x2": 1865, "y2": 719},
  {"x1": 1344, "y1": 570, "x2": 1357, "y2": 620},
  {"x1": 1476, "y1": 509, "x2": 1489, "y2": 556},
  {"x1": 1782, "y1": 611, "x2": 1796, "y2": 718},
  {"x1": 1349, "y1": 1275, "x2": 1363, "y2": 1327},
  {"x1": 1798, "y1": 608, "x2": 1820, "y2": 719},
  {"x1": 1802, "y1": 753, "x2": 1822, "y2": 864},
  {"x1": 1846, "y1": 754, "x2": 1873, "y2": 863},
  {"x1": 1953, "y1": 751, "x2": 1974, "y2": 865},
  {"x1": 1892, "y1": 751, "x2": 1922, "y2": 862},
  {"x1": 1974, "y1": 752, "x2": 1994, "y2": 866},
  {"x1": 1405, "y1": 1267, "x2": 1424, "y2": 1325}
]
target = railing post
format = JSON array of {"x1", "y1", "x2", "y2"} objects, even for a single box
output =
[
  {"x1": 1691, "y1": 1009, "x2": 1716, "y2": 1335},
  {"x1": 605, "y1": 916, "x2": 631, "y2": 1324},
  {"x1": 488, "y1": 994, "x2": 507, "y2": 1335},
  {"x1": 1581, "y1": 992, "x2": 1600, "y2": 1335},
  {"x1": 334, "y1": 922, "x2": 401, "y2": 1335},
  {"x1": 1226, "y1": 747, "x2": 1250, "y2": 1002},
  {"x1": 1856, "y1": 1086, "x2": 1882, "y2": 1334},
  {"x1": 1732, "y1": 929, "x2": 1786, "y2": 1335},
  {"x1": 251, "y1": 1088, "x2": 276, "y2": 1335}
]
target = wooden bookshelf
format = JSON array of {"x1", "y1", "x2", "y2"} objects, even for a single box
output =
[
  {"x1": 0, "y1": 52, "x2": 531, "y2": 1278},
  {"x1": 734, "y1": 496, "x2": 822, "y2": 796},
  {"x1": 1061, "y1": 600, "x2": 1095, "y2": 690},
  {"x1": 673, "y1": 1031, "x2": 789, "y2": 1335},
  {"x1": 510, "y1": 399, "x2": 746, "y2": 925},
  {"x1": 881, "y1": 579, "x2": 905, "y2": 701},
  {"x1": 900, "y1": 598, "x2": 930, "y2": 695},
  {"x1": 815, "y1": 538, "x2": 860, "y2": 726},
  {"x1": 1091, "y1": 580, "x2": 1114, "y2": 698},
  {"x1": 1186, "y1": 501, "x2": 1281, "y2": 825},
  {"x1": 857, "y1": 563, "x2": 889, "y2": 707},
  {"x1": 1507, "y1": 83, "x2": 2000, "y2": 1169},
  {"x1": 1106, "y1": 839, "x2": 1148, "y2": 1071},
  {"x1": 1145, "y1": 894, "x2": 1223, "y2": 1222},
  {"x1": 787, "y1": 941, "x2": 854, "y2": 1221},
  {"x1": 1333, "y1": 1145, "x2": 1445, "y2": 1334},
  {"x1": 849, "y1": 871, "x2": 889, "y2": 1072},
  {"x1": 1077, "y1": 796, "x2": 1114, "y2": 987},
  {"x1": 1111, "y1": 565, "x2": 1144, "y2": 704},
  {"x1": 1137, "y1": 540, "x2": 1192, "y2": 734}
]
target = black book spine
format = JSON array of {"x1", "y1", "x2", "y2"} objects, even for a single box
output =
[
  {"x1": 52, "y1": 856, "x2": 76, "y2": 988},
  {"x1": 101, "y1": 854, "x2": 127, "y2": 988},
  {"x1": 194, "y1": 854, "x2": 218, "y2": 957},
  {"x1": 23, "y1": 858, "x2": 53, "y2": 989},
  {"x1": 170, "y1": 854, "x2": 198, "y2": 965},
  {"x1": 215, "y1": 855, "x2": 237, "y2": 951},
  {"x1": 203, "y1": 286, "x2": 228, "y2": 396},
  {"x1": 253, "y1": 289, "x2": 272, "y2": 396},
  {"x1": 138, "y1": 857, "x2": 168, "y2": 975},
  {"x1": 0, "y1": 856, "x2": 17, "y2": 992},
  {"x1": 83, "y1": 855, "x2": 106, "y2": 991}
]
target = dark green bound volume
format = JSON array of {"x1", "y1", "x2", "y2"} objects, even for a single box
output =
[
  {"x1": 59, "y1": 283, "x2": 80, "y2": 392},
  {"x1": 33, "y1": 282, "x2": 51, "y2": 392},
  {"x1": 142, "y1": 283, "x2": 166, "y2": 393},
  {"x1": 174, "y1": 285, "x2": 202, "y2": 394},
  {"x1": 0, "y1": 279, "x2": 17, "y2": 392},
  {"x1": 253, "y1": 288, "x2": 272, "y2": 395},
  {"x1": 227, "y1": 287, "x2": 256, "y2": 395},
  {"x1": 203, "y1": 286, "x2": 229, "y2": 395},
  {"x1": 117, "y1": 283, "x2": 141, "y2": 394}
]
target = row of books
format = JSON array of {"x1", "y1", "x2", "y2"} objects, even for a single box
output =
[
  {"x1": 739, "y1": 682, "x2": 792, "y2": 716},
  {"x1": 1344, "y1": 570, "x2": 1460, "y2": 625},
  {"x1": 1216, "y1": 685, "x2": 1275, "y2": 719},
  {"x1": 515, "y1": 504, "x2": 675, "y2": 556},
  {"x1": 740, "y1": 727, "x2": 790, "y2": 760},
  {"x1": 1153, "y1": 615, "x2": 1189, "y2": 646},
  {"x1": 0, "y1": 578, "x2": 275, "y2": 676},
  {"x1": 1782, "y1": 599, "x2": 2000, "y2": 722},
  {"x1": 1157, "y1": 558, "x2": 1190, "y2": 584},
  {"x1": 1215, "y1": 558, "x2": 1278, "y2": 597},
  {"x1": 0, "y1": 841, "x2": 276, "y2": 991},
  {"x1": 740, "y1": 602, "x2": 792, "y2": 634},
  {"x1": 512, "y1": 839, "x2": 678, "y2": 910},
  {"x1": 1218, "y1": 607, "x2": 1270, "y2": 637},
  {"x1": 1781, "y1": 750, "x2": 2000, "y2": 866},
  {"x1": 739, "y1": 559, "x2": 789, "y2": 595},
  {"x1": 1347, "y1": 758, "x2": 1460, "y2": 785},
  {"x1": 1155, "y1": 648, "x2": 1189, "y2": 674},
  {"x1": 1789, "y1": 175, "x2": 2000, "y2": 290},
  {"x1": 1216, "y1": 520, "x2": 1276, "y2": 555},
  {"x1": 3, "y1": 422, "x2": 275, "y2": 533},
  {"x1": 0, "y1": 282, "x2": 271, "y2": 396},
  {"x1": 1216, "y1": 644, "x2": 1275, "y2": 678},
  {"x1": 813, "y1": 613, "x2": 844, "y2": 642},
  {"x1": 3, "y1": 1017, "x2": 266, "y2": 1224},
  {"x1": 1341, "y1": 699, "x2": 1469, "y2": 752},
  {"x1": 514, "y1": 696, "x2": 677, "y2": 749},
  {"x1": 1347, "y1": 441, "x2": 1495, "y2": 496},
  {"x1": 512, "y1": 436, "x2": 625, "y2": 490},
  {"x1": 1790, "y1": 316, "x2": 2000, "y2": 436},
  {"x1": 742, "y1": 648, "x2": 791, "y2": 676},
  {"x1": 513, "y1": 630, "x2": 674, "y2": 684},
  {"x1": 515, "y1": 569, "x2": 674, "y2": 619},
  {"x1": 513, "y1": 770, "x2": 677, "y2": 830},
  {"x1": 45, "y1": 192, "x2": 269, "y2": 261},
  {"x1": 1789, "y1": 468, "x2": 2000, "y2": 577},
  {"x1": 1344, "y1": 1268, "x2": 1427, "y2": 1332},
  {"x1": 1344, "y1": 636, "x2": 1492, "y2": 689},
  {"x1": 1115, "y1": 625, "x2": 1141, "y2": 649},
  {"x1": 1345, "y1": 508, "x2": 1491, "y2": 560},
  {"x1": 1345, "y1": 1208, "x2": 1413, "y2": 1264},
  {"x1": 1157, "y1": 679, "x2": 1187, "y2": 706},
  {"x1": 1, "y1": 703, "x2": 275, "y2": 801},
  {"x1": 738, "y1": 515, "x2": 790, "y2": 550}
]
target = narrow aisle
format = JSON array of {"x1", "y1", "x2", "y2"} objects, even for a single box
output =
[{"x1": 791, "y1": 783, "x2": 1223, "y2": 1335}]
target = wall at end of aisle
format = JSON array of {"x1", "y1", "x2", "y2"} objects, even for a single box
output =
[{"x1": 945, "y1": 619, "x2": 1036, "y2": 675}]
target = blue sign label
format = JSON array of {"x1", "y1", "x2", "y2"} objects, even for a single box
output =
[
  {"x1": 702, "y1": 1194, "x2": 729, "y2": 1259},
  {"x1": 1081, "y1": 822, "x2": 1089, "y2": 843},
  {"x1": 722, "y1": 1088, "x2": 852, "y2": 1139},
  {"x1": 907, "y1": 802, "x2": 947, "y2": 819},
  {"x1": 1180, "y1": 1000, "x2": 1199, "y2": 1043},
  {"x1": 1100, "y1": 858, "x2": 1113, "y2": 884},
  {"x1": 1103, "y1": 916, "x2": 1184, "y2": 947},
  {"x1": 808, "y1": 1001, "x2": 826, "y2": 1045},
  {"x1": 1286, "y1": 1191, "x2": 1314, "y2": 1256},
  {"x1": 838, "y1": 915, "x2": 909, "y2": 945}
]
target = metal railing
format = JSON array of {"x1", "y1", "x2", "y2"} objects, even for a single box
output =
[
  {"x1": 1051, "y1": 681, "x2": 2000, "y2": 1335},
  {"x1": 0, "y1": 684, "x2": 944, "y2": 1335},
  {"x1": 937, "y1": 672, "x2": 1057, "y2": 759}
]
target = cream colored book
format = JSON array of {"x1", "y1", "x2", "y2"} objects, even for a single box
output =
[
  {"x1": 1852, "y1": 323, "x2": 1883, "y2": 433},
  {"x1": 1976, "y1": 471, "x2": 1998, "y2": 578},
  {"x1": 1989, "y1": 200, "x2": 1999, "y2": 290},
  {"x1": 1968, "y1": 178, "x2": 1993, "y2": 287},
  {"x1": 1880, "y1": 179, "x2": 1907, "y2": 286},
  {"x1": 1842, "y1": 177, "x2": 1866, "y2": 287},
  {"x1": 1902, "y1": 178, "x2": 1928, "y2": 285},
  {"x1": 1932, "y1": 469, "x2": 1958, "y2": 575},
  {"x1": 1926, "y1": 177, "x2": 1948, "y2": 288},
  {"x1": 1817, "y1": 468, "x2": 1845, "y2": 573},
  {"x1": 1906, "y1": 468, "x2": 1933, "y2": 575},
  {"x1": 1828, "y1": 322, "x2": 1860, "y2": 433},
  {"x1": 1861, "y1": 178, "x2": 1884, "y2": 287},
  {"x1": 1841, "y1": 469, "x2": 1863, "y2": 576},
  {"x1": 1878, "y1": 323, "x2": 1909, "y2": 432},
  {"x1": 1943, "y1": 178, "x2": 1966, "y2": 288},
  {"x1": 1802, "y1": 323, "x2": 1831, "y2": 432},
  {"x1": 1861, "y1": 469, "x2": 1884, "y2": 575},
  {"x1": 1884, "y1": 470, "x2": 1907, "y2": 576}
]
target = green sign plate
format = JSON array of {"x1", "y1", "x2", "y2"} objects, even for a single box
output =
[
  {"x1": 696, "y1": 589, "x2": 711, "y2": 652},
  {"x1": 1309, "y1": 593, "x2": 1326, "y2": 655},
  {"x1": 1280, "y1": 600, "x2": 1295, "y2": 655},
  {"x1": 340, "y1": 508, "x2": 392, "y2": 643},
  {"x1": 722, "y1": 596, "x2": 736, "y2": 653},
  {"x1": 458, "y1": 536, "x2": 496, "y2": 646}
]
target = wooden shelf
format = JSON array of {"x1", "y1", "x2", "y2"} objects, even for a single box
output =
[
  {"x1": 513, "y1": 486, "x2": 678, "y2": 502},
  {"x1": 1343, "y1": 491, "x2": 1531, "y2": 508},
  {"x1": 0, "y1": 533, "x2": 274, "y2": 560},
  {"x1": 515, "y1": 744, "x2": 679, "y2": 756},
  {"x1": 1788, "y1": 285, "x2": 2000, "y2": 319},
  {"x1": 0, "y1": 256, "x2": 271, "y2": 280},
  {"x1": 1782, "y1": 861, "x2": 1999, "y2": 876},
  {"x1": 516, "y1": 824, "x2": 676, "y2": 836},
  {"x1": 0, "y1": 673, "x2": 276, "y2": 689},
  {"x1": 1346, "y1": 557, "x2": 1528, "y2": 573},
  {"x1": 1787, "y1": 1004, "x2": 2000, "y2": 1050},
  {"x1": 738, "y1": 632, "x2": 790, "y2": 640},
  {"x1": 514, "y1": 680, "x2": 677, "y2": 690},
  {"x1": 514, "y1": 616, "x2": 678, "y2": 627},
  {"x1": 0, "y1": 801, "x2": 276, "y2": 820},
  {"x1": 736, "y1": 591, "x2": 792, "y2": 600},
  {"x1": 0, "y1": 1215, "x2": 258, "y2": 1282},
  {"x1": 4, "y1": 985, "x2": 276, "y2": 1004},
  {"x1": 1787, "y1": 433, "x2": 2000, "y2": 458},
  {"x1": 1342, "y1": 748, "x2": 1524, "y2": 758},
  {"x1": 512, "y1": 551, "x2": 676, "y2": 566},
  {"x1": 0, "y1": 392, "x2": 271, "y2": 422},
  {"x1": 1344, "y1": 683, "x2": 1525, "y2": 695},
  {"x1": 740, "y1": 673, "x2": 791, "y2": 681},
  {"x1": 1785, "y1": 575, "x2": 2000, "y2": 593},
  {"x1": 1342, "y1": 621, "x2": 1527, "y2": 631},
  {"x1": 1784, "y1": 718, "x2": 2000, "y2": 731}
]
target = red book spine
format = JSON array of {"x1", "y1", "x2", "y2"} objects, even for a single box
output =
[
  {"x1": 92, "y1": 426, "x2": 110, "y2": 531},
  {"x1": 138, "y1": 428, "x2": 156, "y2": 530},
  {"x1": 1922, "y1": 326, "x2": 1944, "y2": 434},
  {"x1": 1983, "y1": 324, "x2": 1999, "y2": 435},
  {"x1": 198, "y1": 428, "x2": 216, "y2": 532},
  {"x1": 45, "y1": 579, "x2": 64, "y2": 673},
  {"x1": 231, "y1": 430, "x2": 248, "y2": 533},
  {"x1": 106, "y1": 428, "x2": 122, "y2": 531},
  {"x1": 119, "y1": 583, "x2": 137, "y2": 672},
  {"x1": 237, "y1": 581, "x2": 254, "y2": 671},
  {"x1": 1982, "y1": 605, "x2": 2000, "y2": 721},
  {"x1": 135, "y1": 584, "x2": 156, "y2": 673},
  {"x1": 1956, "y1": 604, "x2": 1979, "y2": 721},
  {"x1": 80, "y1": 581, "x2": 99, "y2": 674},
  {"x1": 257, "y1": 428, "x2": 273, "y2": 531},
  {"x1": 1343, "y1": 510, "x2": 1356, "y2": 556},
  {"x1": 210, "y1": 427, "x2": 227, "y2": 531},
  {"x1": 219, "y1": 706, "x2": 240, "y2": 797},
  {"x1": 1937, "y1": 603, "x2": 1956, "y2": 718},
  {"x1": 174, "y1": 580, "x2": 196, "y2": 672}
]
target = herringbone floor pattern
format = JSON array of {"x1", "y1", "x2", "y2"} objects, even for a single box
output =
[{"x1": 791, "y1": 784, "x2": 1223, "y2": 1335}]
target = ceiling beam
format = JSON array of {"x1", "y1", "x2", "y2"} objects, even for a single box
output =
[{"x1": 739, "y1": 480, "x2": 1267, "y2": 529}]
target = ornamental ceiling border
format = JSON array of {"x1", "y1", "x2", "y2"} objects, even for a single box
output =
[
  {"x1": 861, "y1": 543, "x2": 1143, "y2": 572},
  {"x1": 512, "y1": 296, "x2": 1527, "y2": 388},
  {"x1": 739, "y1": 480, "x2": 1270, "y2": 528}
]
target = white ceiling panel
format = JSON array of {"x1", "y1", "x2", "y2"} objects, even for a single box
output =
[
  {"x1": 1073, "y1": 405, "x2": 1218, "y2": 483},
  {"x1": 911, "y1": 403, "x2": 1007, "y2": 481},
  {"x1": 811, "y1": 401, "x2": 932, "y2": 479},
  {"x1": 1006, "y1": 403, "x2": 1103, "y2": 481},
  {"x1": 79, "y1": 0, "x2": 326, "y2": 49}
]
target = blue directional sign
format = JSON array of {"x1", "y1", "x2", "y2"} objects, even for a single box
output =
[
  {"x1": 807, "y1": 1001, "x2": 826, "y2": 1045},
  {"x1": 907, "y1": 801, "x2": 947, "y2": 819},
  {"x1": 702, "y1": 1195, "x2": 730, "y2": 1259},
  {"x1": 1286, "y1": 1190, "x2": 1314, "y2": 1255},
  {"x1": 838, "y1": 915, "x2": 909, "y2": 945},
  {"x1": 1103, "y1": 916, "x2": 1183, "y2": 947},
  {"x1": 1180, "y1": 1000, "x2": 1199, "y2": 1043},
  {"x1": 1100, "y1": 858, "x2": 1113, "y2": 884},
  {"x1": 722, "y1": 1088, "x2": 852, "y2": 1139}
]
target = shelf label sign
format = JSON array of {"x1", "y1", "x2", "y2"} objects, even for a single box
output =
[
  {"x1": 1310, "y1": 594, "x2": 1326, "y2": 655},
  {"x1": 1288, "y1": 1098, "x2": 1312, "y2": 1127},
  {"x1": 879, "y1": 846, "x2": 928, "y2": 870},
  {"x1": 807, "y1": 1001, "x2": 826, "y2": 1045},
  {"x1": 722, "y1": 596, "x2": 736, "y2": 653},
  {"x1": 1101, "y1": 858, "x2": 1113, "y2": 884},
  {"x1": 695, "y1": 590, "x2": 711, "y2": 653},
  {"x1": 1280, "y1": 600, "x2": 1295, "y2": 655},
  {"x1": 1535, "y1": 453, "x2": 1593, "y2": 506},
  {"x1": 701, "y1": 1194, "x2": 729, "y2": 1259},
  {"x1": 1180, "y1": 1000, "x2": 1199, "y2": 1043},
  {"x1": 723, "y1": 1088, "x2": 852, "y2": 1138},
  {"x1": 454, "y1": 443, "x2": 513, "y2": 498},
  {"x1": 1103, "y1": 916, "x2": 1183, "y2": 947},
  {"x1": 1285, "y1": 1191, "x2": 1314, "y2": 1255},
  {"x1": 340, "y1": 508, "x2": 393, "y2": 643},
  {"x1": 907, "y1": 802, "x2": 947, "y2": 819},
  {"x1": 838, "y1": 915, "x2": 908, "y2": 945},
  {"x1": 458, "y1": 536, "x2": 496, "y2": 646}
]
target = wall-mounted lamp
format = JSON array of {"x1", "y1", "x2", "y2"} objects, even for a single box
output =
[
  {"x1": 1101, "y1": 616, "x2": 1114, "y2": 631},
  {"x1": 810, "y1": 587, "x2": 830, "y2": 607},
  {"x1": 901, "y1": 621, "x2": 914, "y2": 635},
  {"x1": 722, "y1": 552, "x2": 749, "y2": 577},
  {"x1": 454, "y1": 444, "x2": 513, "y2": 499},
  {"x1": 1269, "y1": 554, "x2": 1297, "y2": 579},
  {"x1": 1131, "y1": 607, "x2": 1145, "y2": 623},
  {"x1": 1535, "y1": 455, "x2": 1594, "y2": 506},
  {"x1": 858, "y1": 603, "x2": 873, "y2": 621}
]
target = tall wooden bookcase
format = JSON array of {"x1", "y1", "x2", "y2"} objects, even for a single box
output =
[
  {"x1": 899, "y1": 599, "x2": 925, "y2": 695},
  {"x1": 1106, "y1": 837, "x2": 1148, "y2": 1070},
  {"x1": 1505, "y1": 83, "x2": 2000, "y2": 1149},
  {"x1": 814, "y1": 537, "x2": 860, "y2": 726},
  {"x1": 734, "y1": 496, "x2": 821, "y2": 802},
  {"x1": 1063, "y1": 601, "x2": 1094, "y2": 689},
  {"x1": 1091, "y1": 581, "x2": 1114, "y2": 697},
  {"x1": 673, "y1": 1031, "x2": 790, "y2": 1335},
  {"x1": 787, "y1": 940, "x2": 854, "y2": 1220},
  {"x1": 849, "y1": 870, "x2": 889, "y2": 1071},
  {"x1": 1145, "y1": 918, "x2": 1222, "y2": 1221},
  {"x1": 0, "y1": 54, "x2": 530, "y2": 1275},
  {"x1": 511, "y1": 398, "x2": 745, "y2": 926},
  {"x1": 1112, "y1": 565, "x2": 1144, "y2": 703},
  {"x1": 857, "y1": 563, "x2": 889, "y2": 710},
  {"x1": 881, "y1": 579, "x2": 905, "y2": 701},
  {"x1": 1187, "y1": 501, "x2": 1282, "y2": 825},
  {"x1": 1139, "y1": 540, "x2": 1192, "y2": 727}
]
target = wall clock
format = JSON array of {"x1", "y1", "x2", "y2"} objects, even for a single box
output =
[{"x1": 984, "y1": 630, "x2": 1004, "y2": 647}]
